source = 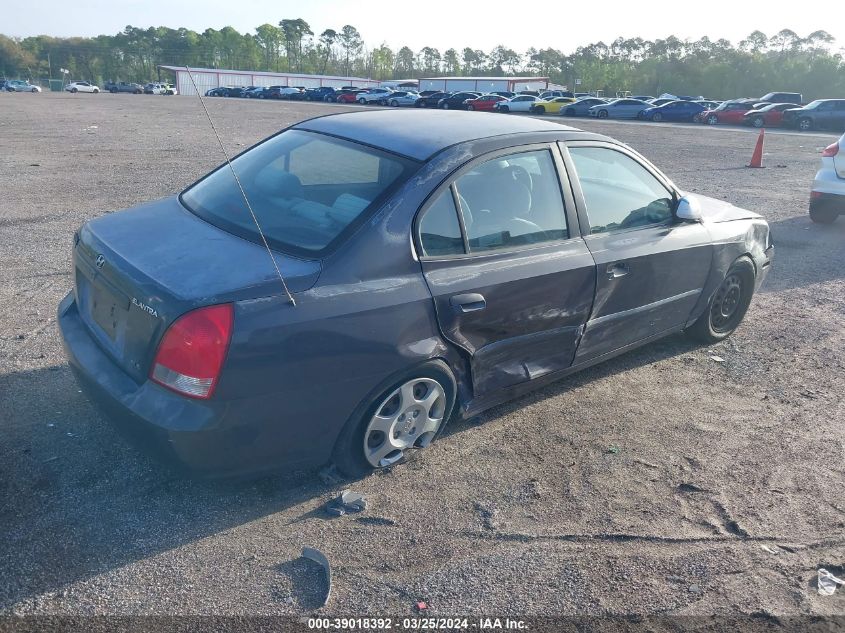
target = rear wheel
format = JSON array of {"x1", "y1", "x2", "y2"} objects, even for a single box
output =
[
  {"x1": 71, "y1": 87, "x2": 78, "y2": 93},
  {"x1": 499, "y1": 105, "x2": 509, "y2": 113},
  {"x1": 597, "y1": 109, "x2": 609, "y2": 118},
  {"x1": 332, "y1": 361, "x2": 456, "y2": 478},
  {"x1": 652, "y1": 113, "x2": 662, "y2": 122},
  {"x1": 707, "y1": 115, "x2": 719, "y2": 125},
  {"x1": 93, "y1": 88, "x2": 99, "y2": 93},
  {"x1": 686, "y1": 258, "x2": 756, "y2": 343},
  {"x1": 441, "y1": 102, "x2": 449, "y2": 109},
  {"x1": 809, "y1": 203, "x2": 839, "y2": 224},
  {"x1": 752, "y1": 116, "x2": 765, "y2": 128},
  {"x1": 390, "y1": 99, "x2": 399, "y2": 107},
  {"x1": 799, "y1": 117, "x2": 813, "y2": 131},
  {"x1": 357, "y1": 98, "x2": 366, "y2": 104}
]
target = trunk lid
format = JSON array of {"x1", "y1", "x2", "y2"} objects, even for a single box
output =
[{"x1": 73, "y1": 196, "x2": 320, "y2": 383}]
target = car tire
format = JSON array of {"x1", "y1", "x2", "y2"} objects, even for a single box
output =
[
  {"x1": 499, "y1": 105, "x2": 509, "y2": 113},
  {"x1": 71, "y1": 88, "x2": 78, "y2": 93},
  {"x1": 357, "y1": 98, "x2": 366, "y2": 104},
  {"x1": 685, "y1": 257, "x2": 756, "y2": 343},
  {"x1": 752, "y1": 116, "x2": 764, "y2": 128},
  {"x1": 390, "y1": 100, "x2": 399, "y2": 107},
  {"x1": 331, "y1": 360, "x2": 457, "y2": 478},
  {"x1": 598, "y1": 110, "x2": 609, "y2": 118},
  {"x1": 564, "y1": 108, "x2": 575, "y2": 116},
  {"x1": 707, "y1": 115, "x2": 719, "y2": 125},
  {"x1": 534, "y1": 106, "x2": 545, "y2": 114},
  {"x1": 32, "y1": 87, "x2": 38, "y2": 93},
  {"x1": 809, "y1": 203, "x2": 839, "y2": 224},
  {"x1": 652, "y1": 113, "x2": 662, "y2": 122},
  {"x1": 441, "y1": 102, "x2": 449, "y2": 109},
  {"x1": 93, "y1": 88, "x2": 99, "y2": 93},
  {"x1": 467, "y1": 104, "x2": 474, "y2": 111},
  {"x1": 799, "y1": 117, "x2": 813, "y2": 131}
]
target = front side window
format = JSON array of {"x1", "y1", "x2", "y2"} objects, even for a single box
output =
[
  {"x1": 454, "y1": 149, "x2": 568, "y2": 253},
  {"x1": 181, "y1": 130, "x2": 415, "y2": 255},
  {"x1": 569, "y1": 147, "x2": 674, "y2": 234}
]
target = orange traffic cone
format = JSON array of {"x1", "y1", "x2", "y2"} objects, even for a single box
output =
[{"x1": 748, "y1": 129, "x2": 765, "y2": 168}]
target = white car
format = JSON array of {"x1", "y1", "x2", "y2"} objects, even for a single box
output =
[
  {"x1": 278, "y1": 87, "x2": 304, "y2": 98},
  {"x1": 149, "y1": 83, "x2": 177, "y2": 95},
  {"x1": 357, "y1": 88, "x2": 393, "y2": 104},
  {"x1": 810, "y1": 132, "x2": 845, "y2": 224},
  {"x1": 65, "y1": 81, "x2": 100, "y2": 93},
  {"x1": 383, "y1": 91, "x2": 419, "y2": 107},
  {"x1": 495, "y1": 95, "x2": 540, "y2": 113}
]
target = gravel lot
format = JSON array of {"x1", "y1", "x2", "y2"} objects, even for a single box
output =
[{"x1": 1, "y1": 92, "x2": 844, "y2": 619}]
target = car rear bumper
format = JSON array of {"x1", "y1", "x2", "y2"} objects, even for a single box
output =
[
  {"x1": 812, "y1": 165, "x2": 845, "y2": 198},
  {"x1": 58, "y1": 292, "x2": 326, "y2": 476}
]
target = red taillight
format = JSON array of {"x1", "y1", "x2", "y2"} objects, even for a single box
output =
[
  {"x1": 150, "y1": 304, "x2": 233, "y2": 399},
  {"x1": 822, "y1": 142, "x2": 839, "y2": 157}
]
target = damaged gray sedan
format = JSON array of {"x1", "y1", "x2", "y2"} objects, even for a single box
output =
[{"x1": 59, "y1": 110, "x2": 773, "y2": 477}]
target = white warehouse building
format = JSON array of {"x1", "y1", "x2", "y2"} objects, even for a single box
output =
[
  {"x1": 159, "y1": 66, "x2": 382, "y2": 96},
  {"x1": 418, "y1": 76, "x2": 550, "y2": 93}
]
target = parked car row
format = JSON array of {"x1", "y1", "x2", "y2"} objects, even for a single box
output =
[{"x1": 198, "y1": 82, "x2": 845, "y2": 132}]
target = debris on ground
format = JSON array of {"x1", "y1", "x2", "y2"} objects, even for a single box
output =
[
  {"x1": 678, "y1": 482, "x2": 707, "y2": 493},
  {"x1": 607, "y1": 445, "x2": 621, "y2": 455},
  {"x1": 818, "y1": 568, "x2": 845, "y2": 596},
  {"x1": 710, "y1": 355, "x2": 725, "y2": 363},
  {"x1": 760, "y1": 545, "x2": 779, "y2": 555},
  {"x1": 415, "y1": 600, "x2": 429, "y2": 612},
  {"x1": 317, "y1": 463, "x2": 345, "y2": 486},
  {"x1": 301, "y1": 547, "x2": 332, "y2": 607},
  {"x1": 326, "y1": 489, "x2": 368, "y2": 516}
]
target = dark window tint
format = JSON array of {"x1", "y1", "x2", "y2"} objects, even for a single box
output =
[
  {"x1": 418, "y1": 189, "x2": 465, "y2": 256},
  {"x1": 569, "y1": 147, "x2": 673, "y2": 234},
  {"x1": 455, "y1": 149, "x2": 568, "y2": 253}
]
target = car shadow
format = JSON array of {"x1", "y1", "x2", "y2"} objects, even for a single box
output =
[
  {"x1": 0, "y1": 363, "x2": 331, "y2": 610},
  {"x1": 761, "y1": 214, "x2": 845, "y2": 293},
  {"x1": 441, "y1": 332, "x2": 701, "y2": 439}
]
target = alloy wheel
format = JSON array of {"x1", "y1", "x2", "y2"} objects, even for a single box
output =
[{"x1": 363, "y1": 378, "x2": 447, "y2": 468}]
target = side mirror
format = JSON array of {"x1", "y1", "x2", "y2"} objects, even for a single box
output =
[{"x1": 675, "y1": 195, "x2": 703, "y2": 222}]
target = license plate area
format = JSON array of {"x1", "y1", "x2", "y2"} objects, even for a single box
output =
[{"x1": 89, "y1": 280, "x2": 129, "y2": 341}]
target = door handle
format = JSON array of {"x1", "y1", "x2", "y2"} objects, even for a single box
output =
[
  {"x1": 450, "y1": 293, "x2": 486, "y2": 313},
  {"x1": 606, "y1": 263, "x2": 630, "y2": 279}
]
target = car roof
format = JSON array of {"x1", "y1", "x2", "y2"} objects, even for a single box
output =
[{"x1": 294, "y1": 110, "x2": 583, "y2": 161}]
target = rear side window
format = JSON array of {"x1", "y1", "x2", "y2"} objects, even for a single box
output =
[
  {"x1": 569, "y1": 147, "x2": 673, "y2": 234},
  {"x1": 455, "y1": 149, "x2": 568, "y2": 253},
  {"x1": 418, "y1": 190, "x2": 464, "y2": 256}
]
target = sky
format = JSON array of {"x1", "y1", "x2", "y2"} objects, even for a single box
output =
[{"x1": 7, "y1": 0, "x2": 845, "y2": 53}]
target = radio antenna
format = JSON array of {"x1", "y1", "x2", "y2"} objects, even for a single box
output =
[{"x1": 184, "y1": 67, "x2": 296, "y2": 306}]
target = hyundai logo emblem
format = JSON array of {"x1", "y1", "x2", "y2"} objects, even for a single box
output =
[{"x1": 95, "y1": 254, "x2": 106, "y2": 269}]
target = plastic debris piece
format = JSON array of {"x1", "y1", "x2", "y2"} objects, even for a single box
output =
[
  {"x1": 302, "y1": 547, "x2": 332, "y2": 607},
  {"x1": 326, "y1": 489, "x2": 368, "y2": 516},
  {"x1": 678, "y1": 482, "x2": 706, "y2": 493},
  {"x1": 818, "y1": 569, "x2": 845, "y2": 596},
  {"x1": 710, "y1": 355, "x2": 725, "y2": 363},
  {"x1": 415, "y1": 601, "x2": 429, "y2": 612},
  {"x1": 607, "y1": 446, "x2": 620, "y2": 455},
  {"x1": 339, "y1": 489, "x2": 367, "y2": 512},
  {"x1": 760, "y1": 545, "x2": 778, "y2": 555}
]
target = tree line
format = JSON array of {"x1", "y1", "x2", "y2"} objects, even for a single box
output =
[{"x1": 1, "y1": 22, "x2": 843, "y2": 100}]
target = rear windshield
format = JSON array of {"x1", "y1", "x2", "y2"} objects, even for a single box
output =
[{"x1": 181, "y1": 130, "x2": 416, "y2": 256}]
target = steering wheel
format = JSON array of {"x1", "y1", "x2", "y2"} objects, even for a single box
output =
[
  {"x1": 507, "y1": 165, "x2": 533, "y2": 193},
  {"x1": 503, "y1": 217, "x2": 550, "y2": 242}
]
